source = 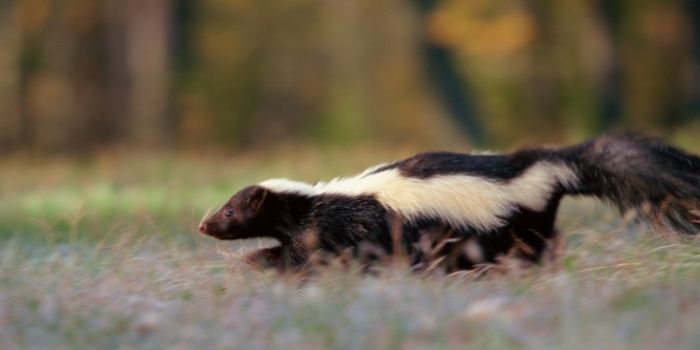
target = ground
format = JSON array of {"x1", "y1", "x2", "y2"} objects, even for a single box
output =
[{"x1": 1, "y1": 150, "x2": 699, "y2": 349}]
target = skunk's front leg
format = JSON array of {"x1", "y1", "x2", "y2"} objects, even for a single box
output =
[
  {"x1": 241, "y1": 246, "x2": 284, "y2": 269},
  {"x1": 241, "y1": 244, "x2": 311, "y2": 271}
]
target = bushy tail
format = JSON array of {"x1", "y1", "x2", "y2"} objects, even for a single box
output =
[{"x1": 564, "y1": 133, "x2": 700, "y2": 235}]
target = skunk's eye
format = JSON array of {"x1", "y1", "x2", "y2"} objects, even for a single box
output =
[{"x1": 224, "y1": 210, "x2": 233, "y2": 218}]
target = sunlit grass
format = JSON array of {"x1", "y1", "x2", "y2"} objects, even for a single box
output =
[{"x1": 1, "y1": 151, "x2": 699, "y2": 349}]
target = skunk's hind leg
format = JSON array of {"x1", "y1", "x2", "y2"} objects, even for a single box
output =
[{"x1": 505, "y1": 194, "x2": 564, "y2": 263}]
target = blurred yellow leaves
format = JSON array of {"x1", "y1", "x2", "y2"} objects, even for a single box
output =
[{"x1": 428, "y1": 0, "x2": 535, "y2": 57}]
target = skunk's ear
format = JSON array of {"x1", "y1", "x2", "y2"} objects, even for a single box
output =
[{"x1": 247, "y1": 186, "x2": 269, "y2": 214}]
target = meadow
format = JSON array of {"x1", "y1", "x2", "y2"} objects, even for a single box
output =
[{"x1": 1, "y1": 149, "x2": 699, "y2": 350}]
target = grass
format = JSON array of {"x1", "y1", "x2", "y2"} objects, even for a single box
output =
[{"x1": 1, "y1": 150, "x2": 699, "y2": 349}]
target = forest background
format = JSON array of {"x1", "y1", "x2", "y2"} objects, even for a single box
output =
[{"x1": 2, "y1": 0, "x2": 700, "y2": 154}]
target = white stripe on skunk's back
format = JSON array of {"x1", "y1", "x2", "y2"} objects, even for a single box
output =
[{"x1": 260, "y1": 161, "x2": 579, "y2": 231}]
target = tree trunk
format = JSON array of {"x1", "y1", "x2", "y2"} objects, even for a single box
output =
[
  {"x1": 412, "y1": 0, "x2": 484, "y2": 146},
  {"x1": 123, "y1": 0, "x2": 172, "y2": 148}
]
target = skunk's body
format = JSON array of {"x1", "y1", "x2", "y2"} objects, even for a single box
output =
[{"x1": 199, "y1": 133, "x2": 700, "y2": 271}]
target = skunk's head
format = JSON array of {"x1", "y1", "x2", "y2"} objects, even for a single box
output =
[{"x1": 199, "y1": 185, "x2": 272, "y2": 240}]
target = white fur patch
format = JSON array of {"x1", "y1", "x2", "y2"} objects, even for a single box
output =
[
  {"x1": 259, "y1": 178, "x2": 319, "y2": 196},
  {"x1": 260, "y1": 161, "x2": 579, "y2": 231}
]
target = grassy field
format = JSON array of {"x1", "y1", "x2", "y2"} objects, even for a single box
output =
[{"x1": 1, "y1": 150, "x2": 699, "y2": 350}]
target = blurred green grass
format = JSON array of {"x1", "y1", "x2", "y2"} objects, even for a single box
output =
[
  {"x1": 0, "y1": 147, "x2": 406, "y2": 243},
  {"x1": 1, "y1": 151, "x2": 699, "y2": 349}
]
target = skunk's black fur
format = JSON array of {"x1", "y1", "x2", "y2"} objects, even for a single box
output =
[{"x1": 199, "y1": 133, "x2": 700, "y2": 272}]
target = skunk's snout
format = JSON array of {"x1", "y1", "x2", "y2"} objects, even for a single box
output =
[{"x1": 199, "y1": 221, "x2": 221, "y2": 236}]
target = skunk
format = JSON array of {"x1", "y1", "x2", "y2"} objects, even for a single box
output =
[{"x1": 199, "y1": 133, "x2": 700, "y2": 271}]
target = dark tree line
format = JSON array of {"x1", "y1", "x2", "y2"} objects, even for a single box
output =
[{"x1": 1, "y1": 0, "x2": 699, "y2": 154}]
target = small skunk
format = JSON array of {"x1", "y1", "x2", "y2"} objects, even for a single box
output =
[{"x1": 199, "y1": 133, "x2": 700, "y2": 271}]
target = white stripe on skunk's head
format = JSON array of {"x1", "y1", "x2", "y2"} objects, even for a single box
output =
[{"x1": 258, "y1": 178, "x2": 319, "y2": 196}]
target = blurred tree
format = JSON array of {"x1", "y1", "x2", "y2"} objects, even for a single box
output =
[
  {"x1": 622, "y1": 1, "x2": 687, "y2": 131},
  {"x1": 522, "y1": 0, "x2": 566, "y2": 138},
  {"x1": 683, "y1": 0, "x2": 700, "y2": 119},
  {"x1": 595, "y1": 0, "x2": 623, "y2": 131},
  {"x1": 413, "y1": 0, "x2": 484, "y2": 146},
  {"x1": 16, "y1": 0, "x2": 50, "y2": 152},
  {"x1": 123, "y1": 0, "x2": 173, "y2": 147},
  {"x1": 66, "y1": 0, "x2": 114, "y2": 151},
  {"x1": 0, "y1": 1, "x2": 21, "y2": 151}
]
